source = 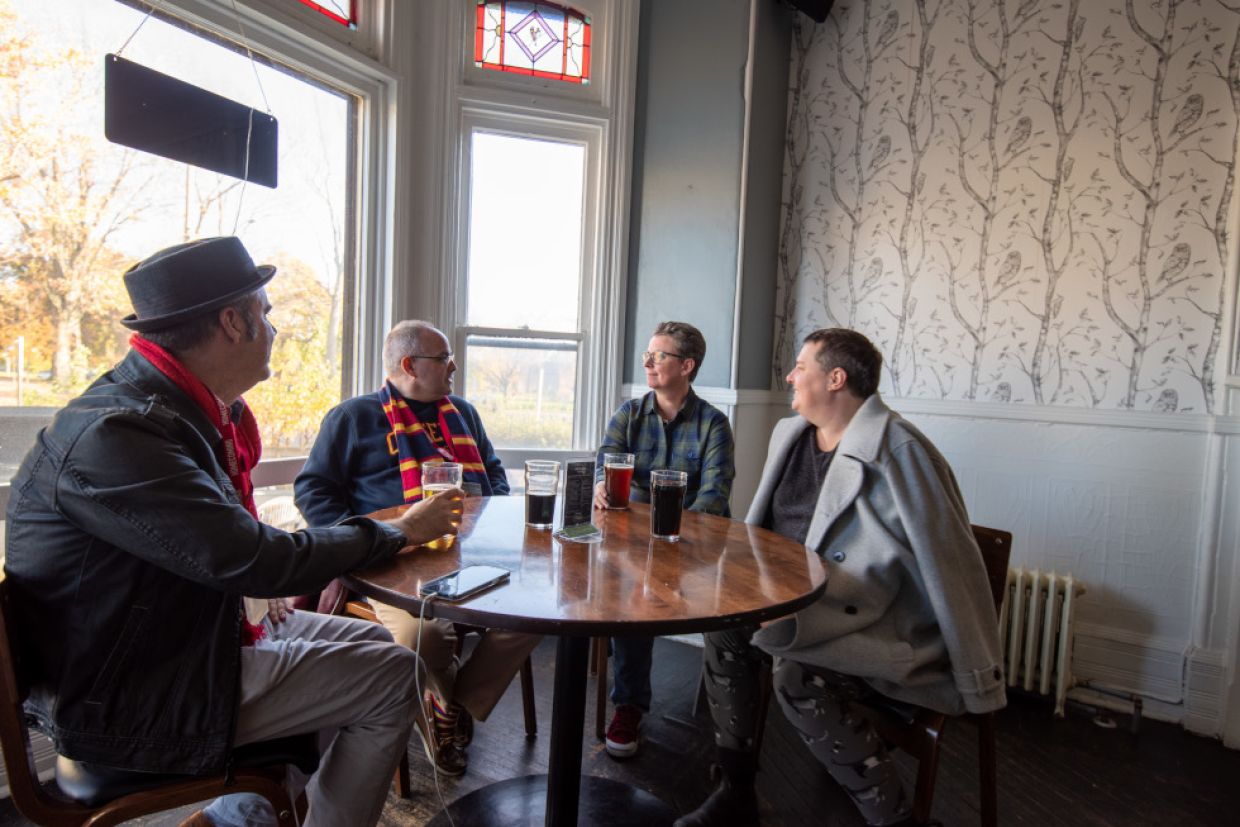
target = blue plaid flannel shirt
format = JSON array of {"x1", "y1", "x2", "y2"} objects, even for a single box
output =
[{"x1": 594, "y1": 389, "x2": 735, "y2": 517}]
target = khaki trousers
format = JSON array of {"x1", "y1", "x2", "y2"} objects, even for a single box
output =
[
  {"x1": 371, "y1": 598, "x2": 540, "y2": 720},
  {"x1": 204, "y1": 610, "x2": 420, "y2": 827}
]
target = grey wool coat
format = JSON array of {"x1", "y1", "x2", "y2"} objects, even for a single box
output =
[{"x1": 749, "y1": 395, "x2": 1006, "y2": 716}]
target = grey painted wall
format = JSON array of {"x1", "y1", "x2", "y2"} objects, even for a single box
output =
[
  {"x1": 624, "y1": 0, "x2": 749, "y2": 387},
  {"x1": 736, "y1": 0, "x2": 792, "y2": 388}
]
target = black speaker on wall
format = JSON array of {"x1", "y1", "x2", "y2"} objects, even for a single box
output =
[{"x1": 784, "y1": 0, "x2": 834, "y2": 23}]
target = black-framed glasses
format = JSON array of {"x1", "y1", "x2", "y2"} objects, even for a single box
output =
[
  {"x1": 642, "y1": 350, "x2": 686, "y2": 365},
  {"x1": 411, "y1": 352, "x2": 454, "y2": 364}
]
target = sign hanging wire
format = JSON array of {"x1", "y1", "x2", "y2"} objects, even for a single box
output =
[
  {"x1": 114, "y1": 0, "x2": 166, "y2": 57},
  {"x1": 114, "y1": 0, "x2": 272, "y2": 235}
]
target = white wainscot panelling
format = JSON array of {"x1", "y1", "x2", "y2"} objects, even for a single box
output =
[
  {"x1": 653, "y1": 391, "x2": 1239, "y2": 730},
  {"x1": 900, "y1": 404, "x2": 1215, "y2": 722}
]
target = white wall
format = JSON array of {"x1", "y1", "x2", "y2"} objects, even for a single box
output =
[
  {"x1": 717, "y1": 389, "x2": 1240, "y2": 737},
  {"x1": 769, "y1": 0, "x2": 1240, "y2": 741}
]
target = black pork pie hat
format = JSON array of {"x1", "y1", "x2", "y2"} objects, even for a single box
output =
[{"x1": 121, "y1": 236, "x2": 276, "y2": 332}]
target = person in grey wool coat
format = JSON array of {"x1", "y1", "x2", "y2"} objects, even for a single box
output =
[{"x1": 675, "y1": 328, "x2": 1006, "y2": 827}]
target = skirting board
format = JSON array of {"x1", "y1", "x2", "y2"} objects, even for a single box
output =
[
  {"x1": 1072, "y1": 622, "x2": 1186, "y2": 705},
  {"x1": 1185, "y1": 647, "x2": 1229, "y2": 736}
]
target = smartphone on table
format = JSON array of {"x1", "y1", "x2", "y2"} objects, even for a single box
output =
[{"x1": 419, "y1": 565, "x2": 510, "y2": 601}]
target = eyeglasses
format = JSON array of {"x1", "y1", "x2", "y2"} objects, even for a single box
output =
[
  {"x1": 642, "y1": 350, "x2": 686, "y2": 365},
  {"x1": 411, "y1": 352, "x2": 454, "y2": 364}
]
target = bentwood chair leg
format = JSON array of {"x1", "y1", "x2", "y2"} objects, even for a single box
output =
[
  {"x1": 521, "y1": 656, "x2": 537, "y2": 738},
  {"x1": 978, "y1": 712, "x2": 998, "y2": 827},
  {"x1": 910, "y1": 725, "x2": 944, "y2": 824},
  {"x1": 753, "y1": 662, "x2": 774, "y2": 758},
  {"x1": 691, "y1": 648, "x2": 707, "y2": 719},
  {"x1": 594, "y1": 636, "x2": 609, "y2": 740}
]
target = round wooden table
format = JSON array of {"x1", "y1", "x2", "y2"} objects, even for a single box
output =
[{"x1": 346, "y1": 496, "x2": 827, "y2": 827}]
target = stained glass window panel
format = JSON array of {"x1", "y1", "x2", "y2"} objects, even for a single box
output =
[
  {"x1": 296, "y1": 0, "x2": 355, "y2": 28},
  {"x1": 475, "y1": 1, "x2": 591, "y2": 85}
]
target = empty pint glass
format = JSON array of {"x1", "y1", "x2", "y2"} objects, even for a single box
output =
[
  {"x1": 603, "y1": 452, "x2": 635, "y2": 509},
  {"x1": 525, "y1": 460, "x2": 560, "y2": 529},
  {"x1": 422, "y1": 462, "x2": 463, "y2": 548},
  {"x1": 650, "y1": 469, "x2": 688, "y2": 542}
]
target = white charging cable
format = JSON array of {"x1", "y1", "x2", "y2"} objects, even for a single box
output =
[{"x1": 414, "y1": 593, "x2": 457, "y2": 827}]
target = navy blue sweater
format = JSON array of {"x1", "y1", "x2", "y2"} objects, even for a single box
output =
[{"x1": 295, "y1": 392, "x2": 509, "y2": 527}]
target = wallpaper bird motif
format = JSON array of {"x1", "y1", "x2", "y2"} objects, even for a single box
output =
[{"x1": 773, "y1": 0, "x2": 1240, "y2": 413}]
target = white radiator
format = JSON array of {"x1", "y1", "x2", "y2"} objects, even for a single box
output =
[{"x1": 998, "y1": 568, "x2": 1086, "y2": 716}]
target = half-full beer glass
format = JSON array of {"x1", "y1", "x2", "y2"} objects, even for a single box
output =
[
  {"x1": 650, "y1": 469, "x2": 688, "y2": 542},
  {"x1": 524, "y1": 460, "x2": 560, "y2": 529},
  {"x1": 422, "y1": 462, "x2": 462, "y2": 548}
]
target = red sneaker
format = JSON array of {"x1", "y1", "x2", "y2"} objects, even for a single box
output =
[{"x1": 605, "y1": 704, "x2": 642, "y2": 758}]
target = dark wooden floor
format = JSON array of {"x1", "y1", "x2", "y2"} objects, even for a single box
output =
[{"x1": 4, "y1": 636, "x2": 1239, "y2": 825}]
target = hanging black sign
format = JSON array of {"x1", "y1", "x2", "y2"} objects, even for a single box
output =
[{"x1": 104, "y1": 53, "x2": 278, "y2": 188}]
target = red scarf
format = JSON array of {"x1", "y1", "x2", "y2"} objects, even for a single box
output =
[{"x1": 129, "y1": 334, "x2": 266, "y2": 645}]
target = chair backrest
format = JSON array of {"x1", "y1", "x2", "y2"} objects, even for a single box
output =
[
  {"x1": 970, "y1": 525, "x2": 1013, "y2": 614},
  {"x1": 257, "y1": 495, "x2": 306, "y2": 532},
  {"x1": 1, "y1": 578, "x2": 304, "y2": 826},
  {"x1": 0, "y1": 578, "x2": 92, "y2": 824}
]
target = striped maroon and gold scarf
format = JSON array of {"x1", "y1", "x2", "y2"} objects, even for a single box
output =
[{"x1": 379, "y1": 380, "x2": 487, "y2": 502}]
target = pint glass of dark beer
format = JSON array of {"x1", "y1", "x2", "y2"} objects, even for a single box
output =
[
  {"x1": 524, "y1": 460, "x2": 560, "y2": 529},
  {"x1": 603, "y1": 452, "x2": 635, "y2": 509},
  {"x1": 650, "y1": 469, "x2": 688, "y2": 542}
]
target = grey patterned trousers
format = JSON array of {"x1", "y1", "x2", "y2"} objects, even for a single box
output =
[{"x1": 702, "y1": 627, "x2": 911, "y2": 826}]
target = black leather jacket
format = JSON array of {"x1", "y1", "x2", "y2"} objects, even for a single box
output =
[{"x1": 3, "y1": 350, "x2": 406, "y2": 774}]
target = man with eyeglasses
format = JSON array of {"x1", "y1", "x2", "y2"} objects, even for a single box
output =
[
  {"x1": 296, "y1": 320, "x2": 538, "y2": 777},
  {"x1": 593, "y1": 320, "x2": 735, "y2": 759}
]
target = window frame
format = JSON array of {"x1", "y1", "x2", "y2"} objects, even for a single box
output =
[
  {"x1": 160, "y1": 0, "x2": 399, "y2": 402},
  {"x1": 462, "y1": 0, "x2": 606, "y2": 105},
  {"x1": 435, "y1": 0, "x2": 638, "y2": 470},
  {"x1": 0, "y1": 0, "x2": 400, "y2": 508},
  {"x1": 452, "y1": 113, "x2": 601, "y2": 452}
]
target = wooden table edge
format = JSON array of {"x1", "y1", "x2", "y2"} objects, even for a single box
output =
[{"x1": 339, "y1": 573, "x2": 828, "y2": 637}]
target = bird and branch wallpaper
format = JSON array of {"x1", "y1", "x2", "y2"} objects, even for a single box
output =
[{"x1": 774, "y1": 0, "x2": 1240, "y2": 413}]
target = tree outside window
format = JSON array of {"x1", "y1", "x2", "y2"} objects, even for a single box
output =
[{"x1": 0, "y1": 0, "x2": 355, "y2": 479}]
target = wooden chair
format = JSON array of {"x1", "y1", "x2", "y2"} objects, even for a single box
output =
[
  {"x1": 342, "y1": 597, "x2": 538, "y2": 795},
  {"x1": 746, "y1": 525, "x2": 1010, "y2": 825},
  {"x1": 591, "y1": 636, "x2": 609, "y2": 739},
  {"x1": 854, "y1": 524, "x2": 1011, "y2": 827},
  {"x1": 448, "y1": 622, "x2": 538, "y2": 741},
  {"x1": 0, "y1": 579, "x2": 315, "y2": 827}
]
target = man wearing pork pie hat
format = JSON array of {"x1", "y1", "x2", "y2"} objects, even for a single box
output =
[{"x1": 4, "y1": 236, "x2": 462, "y2": 827}]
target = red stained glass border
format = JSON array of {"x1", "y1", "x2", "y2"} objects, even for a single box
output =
[
  {"x1": 474, "y1": 1, "x2": 591, "y2": 85},
  {"x1": 296, "y1": 0, "x2": 356, "y2": 27}
]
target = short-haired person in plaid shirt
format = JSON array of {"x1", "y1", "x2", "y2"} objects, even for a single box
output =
[{"x1": 593, "y1": 321, "x2": 735, "y2": 758}]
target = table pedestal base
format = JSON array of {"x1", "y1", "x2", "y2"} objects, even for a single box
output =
[{"x1": 426, "y1": 774, "x2": 676, "y2": 827}]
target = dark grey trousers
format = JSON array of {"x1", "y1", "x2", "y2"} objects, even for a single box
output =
[{"x1": 702, "y1": 627, "x2": 911, "y2": 826}]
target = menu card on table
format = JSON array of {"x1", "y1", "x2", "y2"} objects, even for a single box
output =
[{"x1": 555, "y1": 460, "x2": 602, "y2": 543}]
